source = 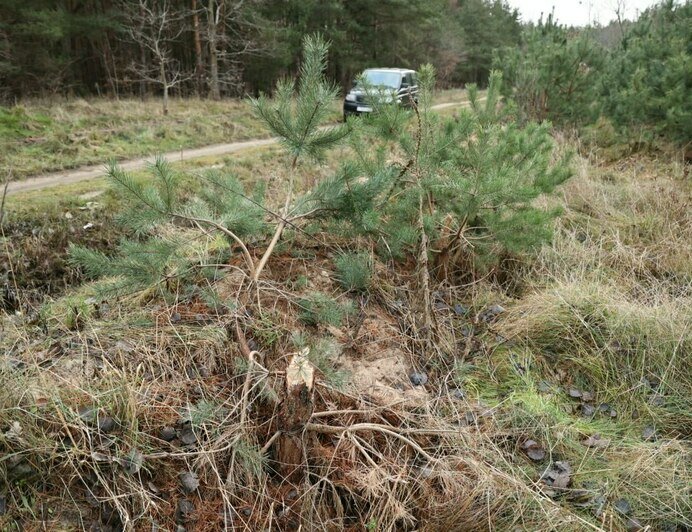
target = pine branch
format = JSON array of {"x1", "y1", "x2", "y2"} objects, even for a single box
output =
[{"x1": 173, "y1": 213, "x2": 255, "y2": 275}]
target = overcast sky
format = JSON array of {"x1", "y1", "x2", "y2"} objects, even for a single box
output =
[{"x1": 504, "y1": 0, "x2": 667, "y2": 26}]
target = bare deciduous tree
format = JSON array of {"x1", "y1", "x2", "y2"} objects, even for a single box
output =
[
  {"x1": 124, "y1": 0, "x2": 189, "y2": 115},
  {"x1": 200, "y1": 0, "x2": 264, "y2": 99}
]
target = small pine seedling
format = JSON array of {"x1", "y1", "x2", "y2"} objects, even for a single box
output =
[
  {"x1": 298, "y1": 292, "x2": 352, "y2": 327},
  {"x1": 334, "y1": 252, "x2": 373, "y2": 293}
]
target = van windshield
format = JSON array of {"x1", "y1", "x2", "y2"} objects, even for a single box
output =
[{"x1": 360, "y1": 70, "x2": 401, "y2": 89}]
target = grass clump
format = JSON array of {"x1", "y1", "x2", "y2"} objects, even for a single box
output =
[
  {"x1": 498, "y1": 280, "x2": 691, "y2": 435},
  {"x1": 334, "y1": 251, "x2": 373, "y2": 293},
  {"x1": 62, "y1": 296, "x2": 93, "y2": 330},
  {"x1": 298, "y1": 292, "x2": 352, "y2": 327}
]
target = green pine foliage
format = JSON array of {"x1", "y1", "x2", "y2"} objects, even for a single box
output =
[
  {"x1": 68, "y1": 35, "x2": 352, "y2": 298},
  {"x1": 107, "y1": 157, "x2": 182, "y2": 235},
  {"x1": 334, "y1": 252, "x2": 373, "y2": 293},
  {"x1": 64, "y1": 296, "x2": 93, "y2": 330},
  {"x1": 69, "y1": 156, "x2": 268, "y2": 296},
  {"x1": 68, "y1": 238, "x2": 187, "y2": 298},
  {"x1": 307, "y1": 70, "x2": 572, "y2": 275},
  {"x1": 494, "y1": 14, "x2": 606, "y2": 126},
  {"x1": 298, "y1": 292, "x2": 353, "y2": 327},
  {"x1": 497, "y1": 2, "x2": 690, "y2": 144},
  {"x1": 103, "y1": 156, "x2": 268, "y2": 241},
  {"x1": 70, "y1": 36, "x2": 572, "y2": 296},
  {"x1": 0, "y1": 0, "x2": 119, "y2": 99},
  {"x1": 199, "y1": 171, "x2": 269, "y2": 240},
  {"x1": 250, "y1": 34, "x2": 348, "y2": 163},
  {"x1": 602, "y1": 1, "x2": 691, "y2": 143},
  {"x1": 451, "y1": 0, "x2": 522, "y2": 85}
]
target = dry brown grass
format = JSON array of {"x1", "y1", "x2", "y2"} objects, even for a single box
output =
[
  {"x1": 1, "y1": 134, "x2": 690, "y2": 531},
  {"x1": 1, "y1": 97, "x2": 271, "y2": 180},
  {"x1": 539, "y1": 151, "x2": 691, "y2": 289}
]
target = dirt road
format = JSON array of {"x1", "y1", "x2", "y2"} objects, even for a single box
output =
[{"x1": 7, "y1": 100, "x2": 475, "y2": 196}]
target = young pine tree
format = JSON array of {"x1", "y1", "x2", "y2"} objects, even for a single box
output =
[
  {"x1": 494, "y1": 13, "x2": 606, "y2": 126},
  {"x1": 305, "y1": 69, "x2": 572, "y2": 279},
  {"x1": 249, "y1": 33, "x2": 348, "y2": 280},
  {"x1": 602, "y1": 1, "x2": 692, "y2": 143},
  {"x1": 69, "y1": 34, "x2": 347, "y2": 295},
  {"x1": 71, "y1": 37, "x2": 570, "y2": 297}
]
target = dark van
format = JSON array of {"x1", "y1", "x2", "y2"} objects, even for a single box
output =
[{"x1": 343, "y1": 68, "x2": 419, "y2": 120}]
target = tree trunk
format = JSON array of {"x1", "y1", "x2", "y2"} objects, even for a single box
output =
[
  {"x1": 139, "y1": 2, "x2": 147, "y2": 100},
  {"x1": 101, "y1": 33, "x2": 119, "y2": 99},
  {"x1": 161, "y1": 62, "x2": 169, "y2": 115},
  {"x1": 191, "y1": 0, "x2": 204, "y2": 96},
  {"x1": 208, "y1": 0, "x2": 221, "y2": 100},
  {"x1": 276, "y1": 351, "x2": 314, "y2": 483},
  {"x1": 209, "y1": 46, "x2": 220, "y2": 99}
]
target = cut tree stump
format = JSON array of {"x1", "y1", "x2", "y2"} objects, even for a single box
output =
[{"x1": 276, "y1": 349, "x2": 315, "y2": 482}]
